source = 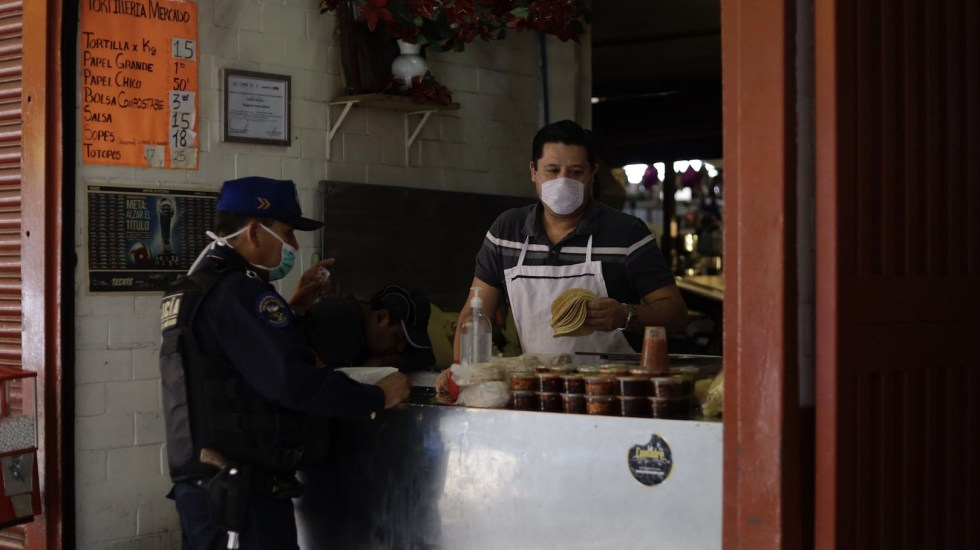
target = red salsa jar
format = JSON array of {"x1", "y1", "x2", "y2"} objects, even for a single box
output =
[
  {"x1": 537, "y1": 373, "x2": 563, "y2": 393},
  {"x1": 510, "y1": 373, "x2": 538, "y2": 392},
  {"x1": 561, "y1": 393, "x2": 586, "y2": 414},
  {"x1": 561, "y1": 374, "x2": 586, "y2": 394},
  {"x1": 650, "y1": 376, "x2": 684, "y2": 398},
  {"x1": 583, "y1": 375, "x2": 617, "y2": 396},
  {"x1": 537, "y1": 392, "x2": 562, "y2": 412},
  {"x1": 585, "y1": 395, "x2": 617, "y2": 416},
  {"x1": 618, "y1": 396, "x2": 651, "y2": 417},
  {"x1": 511, "y1": 391, "x2": 538, "y2": 411},
  {"x1": 616, "y1": 376, "x2": 652, "y2": 397}
]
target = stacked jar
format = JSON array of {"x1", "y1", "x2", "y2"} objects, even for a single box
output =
[
  {"x1": 509, "y1": 371, "x2": 538, "y2": 411},
  {"x1": 581, "y1": 365, "x2": 618, "y2": 415},
  {"x1": 616, "y1": 370, "x2": 652, "y2": 417},
  {"x1": 649, "y1": 373, "x2": 695, "y2": 419},
  {"x1": 560, "y1": 371, "x2": 586, "y2": 414},
  {"x1": 536, "y1": 370, "x2": 563, "y2": 412}
]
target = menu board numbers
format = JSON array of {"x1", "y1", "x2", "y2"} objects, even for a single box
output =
[
  {"x1": 172, "y1": 38, "x2": 196, "y2": 61},
  {"x1": 144, "y1": 145, "x2": 165, "y2": 168},
  {"x1": 80, "y1": 1, "x2": 199, "y2": 169},
  {"x1": 171, "y1": 112, "x2": 192, "y2": 130},
  {"x1": 171, "y1": 148, "x2": 197, "y2": 169}
]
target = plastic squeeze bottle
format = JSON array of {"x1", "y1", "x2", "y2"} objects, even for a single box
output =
[{"x1": 460, "y1": 287, "x2": 492, "y2": 365}]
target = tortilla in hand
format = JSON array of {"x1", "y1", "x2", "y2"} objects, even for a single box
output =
[{"x1": 550, "y1": 288, "x2": 599, "y2": 337}]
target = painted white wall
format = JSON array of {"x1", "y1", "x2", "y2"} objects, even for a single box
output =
[{"x1": 72, "y1": 1, "x2": 589, "y2": 548}]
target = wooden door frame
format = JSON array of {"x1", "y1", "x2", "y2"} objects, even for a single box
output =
[
  {"x1": 20, "y1": 0, "x2": 66, "y2": 547},
  {"x1": 721, "y1": 0, "x2": 803, "y2": 548}
]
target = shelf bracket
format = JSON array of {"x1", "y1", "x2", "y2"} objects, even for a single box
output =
[
  {"x1": 326, "y1": 100, "x2": 356, "y2": 160},
  {"x1": 404, "y1": 110, "x2": 435, "y2": 166}
]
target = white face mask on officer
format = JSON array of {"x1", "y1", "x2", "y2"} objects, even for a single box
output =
[
  {"x1": 540, "y1": 177, "x2": 585, "y2": 215},
  {"x1": 250, "y1": 223, "x2": 297, "y2": 281},
  {"x1": 186, "y1": 223, "x2": 296, "y2": 281}
]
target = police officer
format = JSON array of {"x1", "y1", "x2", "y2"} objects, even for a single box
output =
[{"x1": 159, "y1": 176, "x2": 410, "y2": 549}]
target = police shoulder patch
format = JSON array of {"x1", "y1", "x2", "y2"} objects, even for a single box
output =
[{"x1": 255, "y1": 292, "x2": 290, "y2": 328}]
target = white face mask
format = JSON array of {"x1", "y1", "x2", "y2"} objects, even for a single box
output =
[
  {"x1": 185, "y1": 223, "x2": 296, "y2": 281},
  {"x1": 540, "y1": 177, "x2": 585, "y2": 215},
  {"x1": 252, "y1": 223, "x2": 297, "y2": 281}
]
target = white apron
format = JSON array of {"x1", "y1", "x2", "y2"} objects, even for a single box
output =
[{"x1": 504, "y1": 236, "x2": 635, "y2": 358}]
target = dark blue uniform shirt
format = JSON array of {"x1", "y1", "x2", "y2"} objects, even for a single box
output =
[{"x1": 193, "y1": 246, "x2": 384, "y2": 419}]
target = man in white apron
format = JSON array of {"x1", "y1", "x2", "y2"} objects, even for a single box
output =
[{"x1": 444, "y1": 120, "x2": 687, "y2": 375}]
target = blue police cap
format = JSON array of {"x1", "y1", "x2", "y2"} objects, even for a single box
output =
[{"x1": 217, "y1": 176, "x2": 323, "y2": 231}]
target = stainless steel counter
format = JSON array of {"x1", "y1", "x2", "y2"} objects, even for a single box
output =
[{"x1": 296, "y1": 396, "x2": 723, "y2": 549}]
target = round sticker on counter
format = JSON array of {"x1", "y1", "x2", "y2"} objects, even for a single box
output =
[{"x1": 627, "y1": 433, "x2": 673, "y2": 486}]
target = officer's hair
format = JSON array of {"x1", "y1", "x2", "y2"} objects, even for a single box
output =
[
  {"x1": 214, "y1": 212, "x2": 276, "y2": 236},
  {"x1": 531, "y1": 119, "x2": 597, "y2": 168}
]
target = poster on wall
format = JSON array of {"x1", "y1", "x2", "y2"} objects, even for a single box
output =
[
  {"x1": 80, "y1": 0, "x2": 199, "y2": 169},
  {"x1": 87, "y1": 185, "x2": 217, "y2": 293}
]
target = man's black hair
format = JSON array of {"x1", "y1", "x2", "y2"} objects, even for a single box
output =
[{"x1": 530, "y1": 119, "x2": 597, "y2": 167}]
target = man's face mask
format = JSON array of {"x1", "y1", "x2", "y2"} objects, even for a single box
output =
[
  {"x1": 540, "y1": 177, "x2": 585, "y2": 215},
  {"x1": 252, "y1": 223, "x2": 296, "y2": 281}
]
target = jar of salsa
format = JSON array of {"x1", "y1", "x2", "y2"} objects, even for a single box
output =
[
  {"x1": 582, "y1": 375, "x2": 617, "y2": 396},
  {"x1": 585, "y1": 395, "x2": 617, "y2": 416},
  {"x1": 618, "y1": 396, "x2": 651, "y2": 417},
  {"x1": 511, "y1": 391, "x2": 538, "y2": 411},
  {"x1": 616, "y1": 376, "x2": 652, "y2": 397},
  {"x1": 537, "y1": 373, "x2": 563, "y2": 393},
  {"x1": 650, "y1": 376, "x2": 684, "y2": 398},
  {"x1": 561, "y1": 393, "x2": 586, "y2": 414},
  {"x1": 537, "y1": 392, "x2": 562, "y2": 413},
  {"x1": 639, "y1": 326, "x2": 669, "y2": 373},
  {"x1": 561, "y1": 374, "x2": 586, "y2": 394},
  {"x1": 598, "y1": 364, "x2": 630, "y2": 377},
  {"x1": 649, "y1": 396, "x2": 685, "y2": 418},
  {"x1": 510, "y1": 373, "x2": 539, "y2": 392}
]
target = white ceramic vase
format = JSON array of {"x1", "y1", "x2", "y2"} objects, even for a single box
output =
[{"x1": 390, "y1": 40, "x2": 428, "y2": 91}]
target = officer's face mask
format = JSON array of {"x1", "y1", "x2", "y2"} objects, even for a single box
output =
[
  {"x1": 251, "y1": 223, "x2": 296, "y2": 281},
  {"x1": 185, "y1": 223, "x2": 295, "y2": 281},
  {"x1": 540, "y1": 177, "x2": 585, "y2": 215}
]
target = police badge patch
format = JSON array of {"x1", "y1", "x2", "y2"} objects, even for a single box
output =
[{"x1": 256, "y1": 292, "x2": 290, "y2": 328}]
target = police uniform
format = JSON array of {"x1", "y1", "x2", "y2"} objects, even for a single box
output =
[{"x1": 160, "y1": 177, "x2": 384, "y2": 549}]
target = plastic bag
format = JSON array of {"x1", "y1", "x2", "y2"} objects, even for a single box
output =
[
  {"x1": 700, "y1": 370, "x2": 724, "y2": 417},
  {"x1": 448, "y1": 363, "x2": 502, "y2": 386},
  {"x1": 455, "y1": 381, "x2": 511, "y2": 408}
]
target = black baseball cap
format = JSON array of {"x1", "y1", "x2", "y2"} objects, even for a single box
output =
[
  {"x1": 217, "y1": 176, "x2": 322, "y2": 231},
  {"x1": 372, "y1": 284, "x2": 432, "y2": 350}
]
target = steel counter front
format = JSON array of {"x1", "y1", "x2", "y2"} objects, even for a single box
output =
[{"x1": 295, "y1": 398, "x2": 722, "y2": 549}]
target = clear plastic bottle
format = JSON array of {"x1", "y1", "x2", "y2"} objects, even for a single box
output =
[{"x1": 460, "y1": 287, "x2": 492, "y2": 365}]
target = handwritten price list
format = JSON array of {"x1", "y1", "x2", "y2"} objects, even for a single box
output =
[{"x1": 80, "y1": 0, "x2": 199, "y2": 169}]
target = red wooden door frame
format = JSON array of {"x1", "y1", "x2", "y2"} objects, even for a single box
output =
[
  {"x1": 721, "y1": 0, "x2": 803, "y2": 548},
  {"x1": 20, "y1": 0, "x2": 65, "y2": 548}
]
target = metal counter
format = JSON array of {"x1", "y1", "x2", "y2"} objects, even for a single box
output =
[{"x1": 296, "y1": 396, "x2": 722, "y2": 549}]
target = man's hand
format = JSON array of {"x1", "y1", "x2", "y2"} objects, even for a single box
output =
[
  {"x1": 584, "y1": 297, "x2": 628, "y2": 332},
  {"x1": 435, "y1": 367, "x2": 452, "y2": 395},
  {"x1": 375, "y1": 372, "x2": 411, "y2": 408},
  {"x1": 288, "y1": 258, "x2": 335, "y2": 315}
]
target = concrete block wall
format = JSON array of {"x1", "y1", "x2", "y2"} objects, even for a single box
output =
[{"x1": 73, "y1": 1, "x2": 588, "y2": 547}]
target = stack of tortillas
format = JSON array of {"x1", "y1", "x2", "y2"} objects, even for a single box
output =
[{"x1": 551, "y1": 288, "x2": 599, "y2": 337}]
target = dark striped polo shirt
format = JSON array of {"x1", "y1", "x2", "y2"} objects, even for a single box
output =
[{"x1": 474, "y1": 201, "x2": 676, "y2": 305}]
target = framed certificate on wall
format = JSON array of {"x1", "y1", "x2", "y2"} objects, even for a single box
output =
[{"x1": 223, "y1": 69, "x2": 291, "y2": 146}]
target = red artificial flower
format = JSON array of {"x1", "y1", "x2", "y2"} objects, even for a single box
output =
[
  {"x1": 404, "y1": 0, "x2": 443, "y2": 19},
  {"x1": 442, "y1": 0, "x2": 477, "y2": 27},
  {"x1": 361, "y1": 0, "x2": 394, "y2": 32}
]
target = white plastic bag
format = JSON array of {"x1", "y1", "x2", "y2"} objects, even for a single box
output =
[{"x1": 455, "y1": 381, "x2": 511, "y2": 408}]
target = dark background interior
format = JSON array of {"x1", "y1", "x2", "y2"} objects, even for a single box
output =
[{"x1": 590, "y1": 0, "x2": 721, "y2": 167}]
